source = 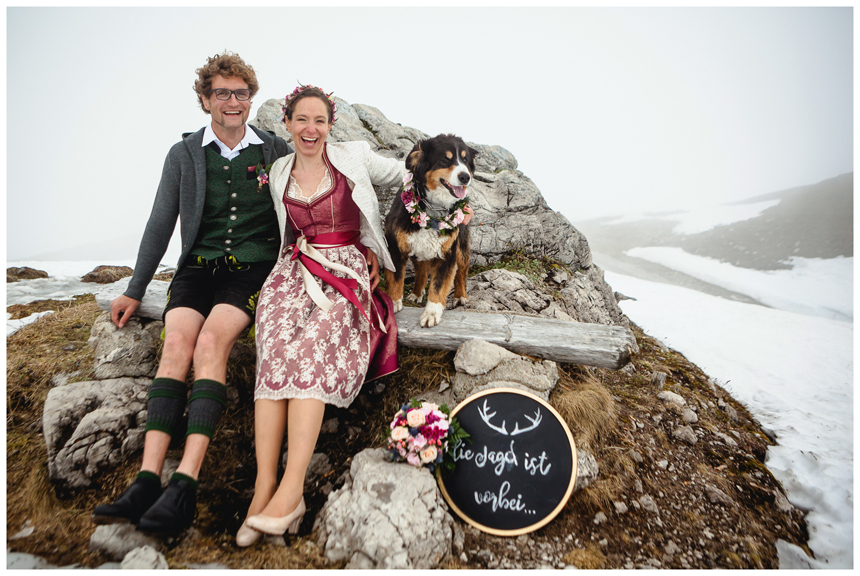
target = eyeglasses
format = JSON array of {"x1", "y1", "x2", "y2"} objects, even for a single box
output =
[{"x1": 208, "y1": 88, "x2": 252, "y2": 101}]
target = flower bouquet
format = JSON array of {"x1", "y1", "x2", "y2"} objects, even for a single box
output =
[{"x1": 384, "y1": 399, "x2": 469, "y2": 477}]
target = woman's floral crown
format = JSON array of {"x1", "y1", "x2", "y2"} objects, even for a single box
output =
[{"x1": 282, "y1": 83, "x2": 337, "y2": 124}]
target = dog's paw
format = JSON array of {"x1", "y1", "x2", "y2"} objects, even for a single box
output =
[
  {"x1": 406, "y1": 290, "x2": 425, "y2": 304},
  {"x1": 454, "y1": 296, "x2": 469, "y2": 308},
  {"x1": 392, "y1": 298, "x2": 403, "y2": 313},
  {"x1": 420, "y1": 302, "x2": 445, "y2": 328}
]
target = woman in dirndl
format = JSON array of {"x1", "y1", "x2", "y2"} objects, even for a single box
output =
[{"x1": 237, "y1": 85, "x2": 403, "y2": 546}]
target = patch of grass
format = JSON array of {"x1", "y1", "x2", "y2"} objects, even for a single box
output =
[
  {"x1": 563, "y1": 544, "x2": 607, "y2": 569},
  {"x1": 551, "y1": 369, "x2": 618, "y2": 450},
  {"x1": 470, "y1": 249, "x2": 566, "y2": 285}
]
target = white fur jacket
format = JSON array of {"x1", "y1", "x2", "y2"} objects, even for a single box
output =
[{"x1": 268, "y1": 141, "x2": 405, "y2": 271}]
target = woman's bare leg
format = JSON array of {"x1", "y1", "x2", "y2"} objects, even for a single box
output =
[
  {"x1": 257, "y1": 398, "x2": 325, "y2": 517},
  {"x1": 245, "y1": 399, "x2": 288, "y2": 518}
]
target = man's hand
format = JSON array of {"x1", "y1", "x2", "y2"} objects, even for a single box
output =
[
  {"x1": 366, "y1": 249, "x2": 380, "y2": 291},
  {"x1": 111, "y1": 294, "x2": 141, "y2": 328}
]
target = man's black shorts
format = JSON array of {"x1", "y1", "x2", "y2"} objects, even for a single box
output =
[{"x1": 164, "y1": 256, "x2": 276, "y2": 320}]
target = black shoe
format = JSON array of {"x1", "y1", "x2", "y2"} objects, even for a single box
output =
[
  {"x1": 136, "y1": 477, "x2": 197, "y2": 536},
  {"x1": 92, "y1": 476, "x2": 163, "y2": 525}
]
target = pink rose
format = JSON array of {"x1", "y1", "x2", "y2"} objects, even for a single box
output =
[
  {"x1": 412, "y1": 433, "x2": 426, "y2": 448},
  {"x1": 421, "y1": 402, "x2": 439, "y2": 412},
  {"x1": 420, "y1": 445, "x2": 438, "y2": 464},
  {"x1": 391, "y1": 426, "x2": 410, "y2": 441},
  {"x1": 406, "y1": 452, "x2": 421, "y2": 467},
  {"x1": 406, "y1": 409, "x2": 426, "y2": 427}
]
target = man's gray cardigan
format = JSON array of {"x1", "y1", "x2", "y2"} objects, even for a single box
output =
[{"x1": 124, "y1": 125, "x2": 292, "y2": 301}]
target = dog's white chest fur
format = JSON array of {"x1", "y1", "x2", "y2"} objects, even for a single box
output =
[{"x1": 407, "y1": 228, "x2": 449, "y2": 261}]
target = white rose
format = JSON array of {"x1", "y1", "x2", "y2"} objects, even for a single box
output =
[
  {"x1": 419, "y1": 445, "x2": 438, "y2": 464},
  {"x1": 406, "y1": 409, "x2": 426, "y2": 427},
  {"x1": 391, "y1": 426, "x2": 410, "y2": 441}
]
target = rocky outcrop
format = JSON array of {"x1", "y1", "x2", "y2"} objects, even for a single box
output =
[
  {"x1": 81, "y1": 265, "x2": 133, "y2": 284},
  {"x1": 462, "y1": 267, "x2": 627, "y2": 327},
  {"x1": 250, "y1": 97, "x2": 625, "y2": 328},
  {"x1": 451, "y1": 338, "x2": 559, "y2": 402},
  {"x1": 43, "y1": 376, "x2": 149, "y2": 489},
  {"x1": 89, "y1": 312, "x2": 163, "y2": 379},
  {"x1": 7, "y1": 266, "x2": 49, "y2": 282},
  {"x1": 93, "y1": 278, "x2": 169, "y2": 322},
  {"x1": 313, "y1": 448, "x2": 454, "y2": 569}
]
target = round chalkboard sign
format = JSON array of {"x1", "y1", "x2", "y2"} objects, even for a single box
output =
[{"x1": 438, "y1": 387, "x2": 577, "y2": 536}]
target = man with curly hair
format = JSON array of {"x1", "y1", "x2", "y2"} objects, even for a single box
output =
[{"x1": 92, "y1": 52, "x2": 292, "y2": 536}]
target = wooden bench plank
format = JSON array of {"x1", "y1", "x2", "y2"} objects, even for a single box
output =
[
  {"x1": 395, "y1": 308, "x2": 637, "y2": 370},
  {"x1": 96, "y1": 283, "x2": 637, "y2": 370}
]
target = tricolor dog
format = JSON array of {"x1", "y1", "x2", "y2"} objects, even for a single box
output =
[{"x1": 384, "y1": 134, "x2": 478, "y2": 327}]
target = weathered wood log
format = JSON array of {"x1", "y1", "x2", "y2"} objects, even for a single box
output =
[
  {"x1": 395, "y1": 307, "x2": 637, "y2": 370},
  {"x1": 95, "y1": 284, "x2": 638, "y2": 370}
]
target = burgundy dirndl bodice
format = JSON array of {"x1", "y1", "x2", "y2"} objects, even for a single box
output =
[{"x1": 254, "y1": 150, "x2": 398, "y2": 407}]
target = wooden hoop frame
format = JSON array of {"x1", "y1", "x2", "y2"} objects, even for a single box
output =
[{"x1": 438, "y1": 387, "x2": 578, "y2": 536}]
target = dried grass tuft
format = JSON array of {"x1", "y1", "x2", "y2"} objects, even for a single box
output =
[
  {"x1": 563, "y1": 544, "x2": 607, "y2": 569},
  {"x1": 551, "y1": 368, "x2": 618, "y2": 450}
]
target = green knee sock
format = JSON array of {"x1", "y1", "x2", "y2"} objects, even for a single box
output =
[
  {"x1": 144, "y1": 377, "x2": 187, "y2": 437},
  {"x1": 186, "y1": 379, "x2": 227, "y2": 439}
]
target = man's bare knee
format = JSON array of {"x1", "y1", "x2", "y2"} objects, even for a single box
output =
[
  {"x1": 193, "y1": 330, "x2": 234, "y2": 365},
  {"x1": 162, "y1": 331, "x2": 195, "y2": 364}
]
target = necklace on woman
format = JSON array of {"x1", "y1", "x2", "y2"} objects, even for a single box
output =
[{"x1": 400, "y1": 172, "x2": 470, "y2": 235}]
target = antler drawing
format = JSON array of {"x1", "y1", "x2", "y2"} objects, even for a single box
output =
[
  {"x1": 478, "y1": 401, "x2": 544, "y2": 436},
  {"x1": 478, "y1": 399, "x2": 508, "y2": 435},
  {"x1": 511, "y1": 409, "x2": 542, "y2": 436}
]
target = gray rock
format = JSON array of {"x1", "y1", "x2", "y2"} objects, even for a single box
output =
[
  {"x1": 314, "y1": 448, "x2": 453, "y2": 568},
  {"x1": 657, "y1": 391, "x2": 686, "y2": 406},
  {"x1": 651, "y1": 371, "x2": 668, "y2": 391},
  {"x1": 7, "y1": 552, "x2": 52, "y2": 569},
  {"x1": 452, "y1": 350, "x2": 558, "y2": 403},
  {"x1": 672, "y1": 425, "x2": 698, "y2": 445},
  {"x1": 453, "y1": 338, "x2": 519, "y2": 376},
  {"x1": 665, "y1": 540, "x2": 681, "y2": 556},
  {"x1": 714, "y1": 431, "x2": 739, "y2": 447},
  {"x1": 725, "y1": 404, "x2": 740, "y2": 422},
  {"x1": 593, "y1": 511, "x2": 607, "y2": 524},
  {"x1": 94, "y1": 279, "x2": 170, "y2": 322},
  {"x1": 704, "y1": 484, "x2": 734, "y2": 506},
  {"x1": 121, "y1": 546, "x2": 168, "y2": 569},
  {"x1": 89, "y1": 312, "x2": 163, "y2": 379},
  {"x1": 638, "y1": 495, "x2": 660, "y2": 514},
  {"x1": 629, "y1": 449, "x2": 644, "y2": 465},
  {"x1": 614, "y1": 501, "x2": 628, "y2": 514},
  {"x1": 281, "y1": 452, "x2": 332, "y2": 488},
  {"x1": 43, "y1": 376, "x2": 150, "y2": 489},
  {"x1": 89, "y1": 524, "x2": 164, "y2": 561},
  {"x1": 681, "y1": 408, "x2": 699, "y2": 424},
  {"x1": 320, "y1": 418, "x2": 339, "y2": 435},
  {"x1": 574, "y1": 449, "x2": 599, "y2": 492}
]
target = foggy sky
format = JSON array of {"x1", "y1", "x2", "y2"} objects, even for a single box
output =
[{"x1": 6, "y1": 7, "x2": 853, "y2": 262}]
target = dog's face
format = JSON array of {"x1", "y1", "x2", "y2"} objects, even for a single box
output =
[{"x1": 406, "y1": 134, "x2": 478, "y2": 209}]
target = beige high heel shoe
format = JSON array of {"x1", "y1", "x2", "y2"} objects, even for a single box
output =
[
  {"x1": 236, "y1": 520, "x2": 262, "y2": 547},
  {"x1": 246, "y1": 497, "x2": 306, "y2": 536}
]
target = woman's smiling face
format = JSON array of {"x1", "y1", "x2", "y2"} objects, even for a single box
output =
[{"x1": 286, "y1": 97, "x2": 332, "y2": 157}]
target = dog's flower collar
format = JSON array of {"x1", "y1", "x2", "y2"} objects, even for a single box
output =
[
  {"x1": 401, "y1": 171, "x2": 469, "y2": 235},
  {"x1": 282, "y1": 83, "x2": 337, "y2": 124}
]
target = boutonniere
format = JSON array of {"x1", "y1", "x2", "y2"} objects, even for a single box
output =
[{"x1": 248, "y1": 162, "x2": 274, "y2": 192}]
